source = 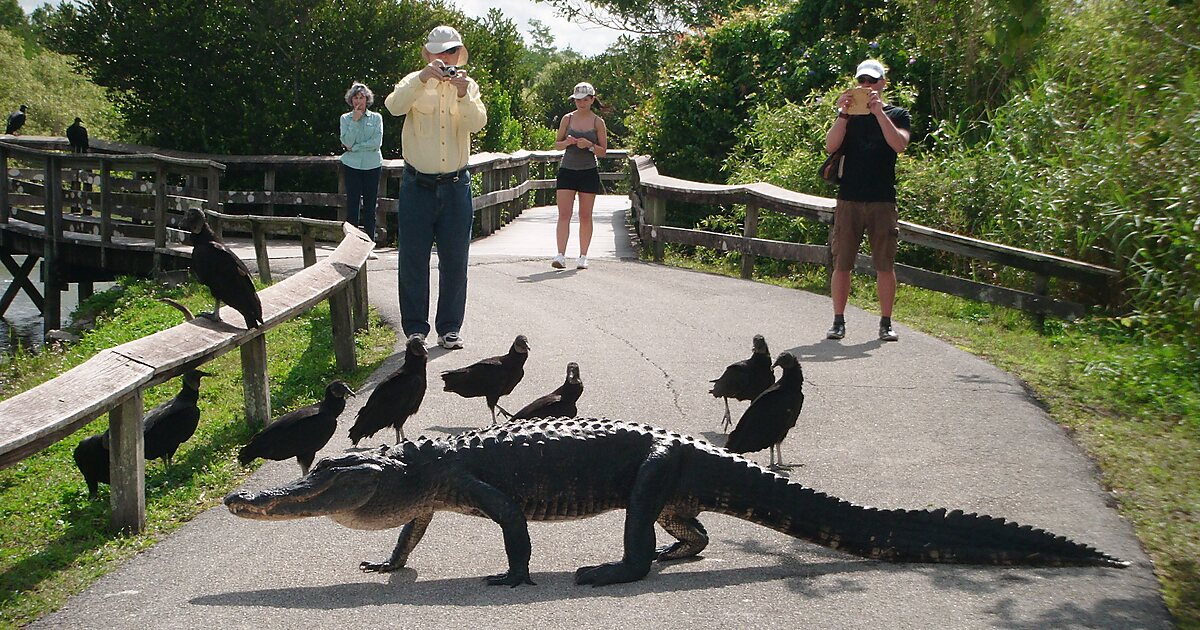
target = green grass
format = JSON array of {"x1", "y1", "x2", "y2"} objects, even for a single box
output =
[
  {"x1": 0, "y1": 278, "x2": 396, "y2": 629},
  {"x1": 661, "y1": 248, "x2": 1199, "y2": 628}
]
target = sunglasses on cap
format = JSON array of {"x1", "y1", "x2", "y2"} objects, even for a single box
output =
[{"x1": 856, "y1": 75, "x2": 881, "y2": 85}]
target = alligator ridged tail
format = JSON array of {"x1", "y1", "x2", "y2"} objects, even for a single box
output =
[{"x1": 707, "y1": 456, "x2": 1127, "y2": 568}]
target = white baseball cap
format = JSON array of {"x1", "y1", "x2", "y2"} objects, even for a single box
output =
[
  {"x1": 570, "y1": 82, "x2": 596, "y2": 99},
  {"x1": 855, "y1": 59, "x2": 886, "y2": 79},
  {"x1": 425, "y1": 26, "x2": 464, "y2": 54}
]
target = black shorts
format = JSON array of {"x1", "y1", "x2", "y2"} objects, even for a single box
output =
[{"x1": 556, "y1": 167, "x2": 603, "y2": 194}]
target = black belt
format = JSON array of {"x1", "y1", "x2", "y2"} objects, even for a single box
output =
[{"x1": 405, "y1": 164, "x2": 468, "y2": 187}]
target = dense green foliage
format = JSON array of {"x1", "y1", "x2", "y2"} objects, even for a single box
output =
[
  {"x1": 0, "y1": 278, "x2": 395, "y2": 628},
  {"x1": 0, "y1": 29, "x2": 123, "y2": 139}
]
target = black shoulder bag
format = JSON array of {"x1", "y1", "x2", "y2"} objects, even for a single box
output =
[{"x1": 819, "y1": 150, "x2": 844, "y2": 186}]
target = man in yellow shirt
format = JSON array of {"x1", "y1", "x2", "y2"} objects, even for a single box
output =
[{"x1": 384, "y1": 25, "x2": 487, "y2": 350}]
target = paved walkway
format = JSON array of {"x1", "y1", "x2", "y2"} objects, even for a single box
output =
[{"x1": 34, "y1": 197, "x2": 1170, "y2": 629}]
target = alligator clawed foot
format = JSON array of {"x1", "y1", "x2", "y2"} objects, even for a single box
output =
[
  {"x1": 574, "y1": 561, "x2": 648, "y2": 586},
  {"x1": 656, "y1": 542, "x2": 684, "y2": 561},
  {"x1": 484, "y1": 569, "x2": 535, "y2": 587},
  {"x1": 359, "y1": 560, "x2": 403, "y2": 573}
]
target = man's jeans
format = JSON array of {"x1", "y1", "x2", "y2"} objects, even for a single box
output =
[
  {"x1": 396, "y1": 168, "x2": 473, "y2": 337},
  {"x1": 343, "y1": 164, "x2": 381, "y2": 241}
]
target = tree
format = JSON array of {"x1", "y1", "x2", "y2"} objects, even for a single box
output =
[
  {"x1": 0, "y1": 0, "x2": 23, "y2": 31},
  {"x1": 43, "y1": 0, "x2": 530, "y2": 156}
]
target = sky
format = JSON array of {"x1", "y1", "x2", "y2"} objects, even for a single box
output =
[{"x1": 18, "y1": 0, "x2": 629, "y2": 57}]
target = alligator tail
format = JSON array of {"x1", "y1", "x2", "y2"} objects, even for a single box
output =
[{"x1": 705, "y1": 455, "x2": 1127, "y2": 568}]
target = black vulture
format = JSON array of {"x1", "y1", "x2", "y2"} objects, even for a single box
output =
[
  {"x1": 510, "y1": 361, "x2": 583, "y2": 420},
  {"x1": 5, "y1": 105, "x2": 26, "y2": 135},
  {"x1": 66, "y1": 117, "x2": 89, "y2": 153},
  {"x1": 71, "y1": 370, "x2": 208, "y2": 498},
  {"x1": 441, "y1": 334, "x2": 529, "y2": 425},
  {"x1": 349, "y1": 335, "x2": 427, "y2": 445},
  {"x1": 72, "y1": 434, "x2": 109, "y2": 500},
  {"x1": 238, "y1": 380, "x2": 356, "y2": 475},
  {"x1": 724, "y1": 352, "x2": 804, "y2": 469},
  {"x1": 142, "y1": 370, "x2": 209, "y2": 469},
  {"x1": 709, "y1": 334, "x2": 775, "y2": 432},
  {"x1": 185, "y1": 208, "x2": 264, "y2": 328}
]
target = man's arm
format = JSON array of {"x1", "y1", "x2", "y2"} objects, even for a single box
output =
[
  {"x1": 384, "y1": 72, "x2": 426, "y2": 117},
  {"x1": 457, "y1": 79, "x2": 487, "y2": 134}
]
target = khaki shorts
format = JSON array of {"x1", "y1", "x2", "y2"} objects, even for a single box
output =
[{"x1": 831, "y1": 200, "x2": 898, "y2": 271}]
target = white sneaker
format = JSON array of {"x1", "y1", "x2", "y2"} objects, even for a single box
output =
[
  {"x1": 576, "y1": 255, "x2": 588, "y2": 269},
  {"x1": 438, "y1": 332, "x2": 463, "y2": 349},
  {"x1": 551, "y1": 254, "x2": 566, "y2": 269},
  {"x1": 367, "y1": 251, "x2": 378, "y2": 260},
  {"x1": 407, "y1": 333, "x2": 426, "y2": 345}
]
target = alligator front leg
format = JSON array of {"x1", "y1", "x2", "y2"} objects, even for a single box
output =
[
  {"x1": 576, "y1": 442, "x2": 682, "y2": 586},
  {"x1": 360, "y1": 512, "x2": 433, "y2": 573},
  {"x1": 461, "y1": 476, "x2": 535, "y2": 587}
]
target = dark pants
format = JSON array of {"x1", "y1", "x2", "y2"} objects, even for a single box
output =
[
  {"x1": 397, "y1": 167, "x2": 473, "y2": 337},
  {"x1": 343, "y1": 164, "x2": 381, "y2": 241}
]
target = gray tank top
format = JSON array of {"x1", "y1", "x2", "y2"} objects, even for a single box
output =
[{"x1": 560, "y1": 115, "x2": 599, "y2": 170}]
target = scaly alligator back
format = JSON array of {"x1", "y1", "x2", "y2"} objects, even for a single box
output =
[{"x1": 682, "y1": 446, "x2": 1127, "y2": 567}]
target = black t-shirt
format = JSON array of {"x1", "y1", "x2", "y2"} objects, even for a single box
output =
[{"x1": 837, "y1": 104, "x2": 911, "y2": 202}]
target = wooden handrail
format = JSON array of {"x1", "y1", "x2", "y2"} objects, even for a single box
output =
[
  {"x1": 0, "y1": 224, "x2": 373, "y2": 531},
  {"x1": 629, "y1": 155, "x2": 1120, "y2": 318}
]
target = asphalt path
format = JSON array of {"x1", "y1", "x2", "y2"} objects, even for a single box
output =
[{"x1": 33, "y1": 198, "x2": 1171, "y2": 629}]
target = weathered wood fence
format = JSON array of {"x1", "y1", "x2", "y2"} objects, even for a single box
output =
[
  {"x1": 628, "y1": 156, "x2": 1119, "y2": 319},
  {"x1": 0, "y1": 224, "x2": 374, "y2": 532}
]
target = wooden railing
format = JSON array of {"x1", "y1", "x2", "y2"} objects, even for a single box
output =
[
  {"x1": 0, "y1": 225, "x2": 374, "y2": 532},
  {"x1": 628, "y1": 155, "x2": 1120, "y2": 319}
]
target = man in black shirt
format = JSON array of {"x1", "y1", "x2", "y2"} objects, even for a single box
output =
[{"x1": 823, "y1": 59, "x2": 911, "y2": 342}]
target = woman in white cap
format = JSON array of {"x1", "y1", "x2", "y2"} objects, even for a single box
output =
[
  {"x1": 339, "y1": 81, "x2": 383, "y2": 245},
  {"x1": 383, "y1": 25, "x2": 487, "y2": 350},
  {"x1": 551, "y1": 81, "x2": 608, "y2": 270}
]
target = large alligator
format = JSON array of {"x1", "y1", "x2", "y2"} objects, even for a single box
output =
[{"x1": 224, "y1": 418, "x2": 1126, "y2": 587}]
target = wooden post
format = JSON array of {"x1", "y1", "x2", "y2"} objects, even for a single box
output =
[
  {"x1": 100, "y1": 160, "x2": 112, "y2": 247},
  {"x1": 42, "y1": 155, "x2": 62, "y2": 334},
  {"x1": 79, "y1": 281, "x2": 93, "y2": 303},
  {"x1": 153, "y1": 163, "x2": 167, "y2": 274},
  {"x1": 109, "y1": 389, "x2": 146, "y2": 533},
  {"x1": 329, "y1": 284, "x2": 356, "y2": 372},
  {"x1": 263, "y1": 168, "x2": 276, "y2": 216},
  {"x1": 0, "y1": 146, "x2": 9, "y2": 223},
  {"x1": 252, "y1": 221, "x2": 272, "y2": 284},
  {"x1": 240, "y1": 335, "x2": 270, "y2": 428},
  {"x1": 741, "y1": 203, "x2": 759, "y2": 279},
  {"x1": 351, "y1": 261, "x2": 368, "y2": 332},
  {"x1": 336, "y1": 166, "x2": 347, "y2": 222},
  {"x1": 301, "y1": 226, "x2": 317, "y2": 268},
  {"x1": 208, "y1": 166, "x2": 223, "y2": 241},
  {"x1": 1034, "y1": 273, "x2": 1049, "y2": 329},
  {"x1": 645, "y1": 194, "x2": 665, "y2": 262}
]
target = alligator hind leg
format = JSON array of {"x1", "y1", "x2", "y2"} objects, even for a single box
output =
[
  {"x1": 576, "y1": 442, "x2": 682, "y2": 586},
  {"x1": 656, "y1": 509, "x2": 709, "y2": 561},
  {"x1": 360, "y1": 511, "x2": 433, "y2": 573},
  {"x1": 460, "y1": 476, "x2": 535, "y2": 587}
]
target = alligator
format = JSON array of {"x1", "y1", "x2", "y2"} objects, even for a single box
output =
[{"x1": 224, "y1": 418, "x2": 1127, "y2": 587}]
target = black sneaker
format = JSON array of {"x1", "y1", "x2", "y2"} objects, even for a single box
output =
[
  {"x1": 879, "y1": 324, "x2": 899, "y2": 342},
  {"x1": 826, "y1": 323, "x2": 846, "y2": 340}
]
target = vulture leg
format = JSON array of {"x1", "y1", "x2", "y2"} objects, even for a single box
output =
[{"x1": 720, "y1": 398, "x2": 732, "y2": 433}]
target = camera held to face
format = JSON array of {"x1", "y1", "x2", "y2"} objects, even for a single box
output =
[{"x1": 442, "y1": 65, "x2": 459, "y2": 77}]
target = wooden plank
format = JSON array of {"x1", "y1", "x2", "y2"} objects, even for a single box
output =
[
  {"x1": 109, "y1": 390, "x2": 146, "y2": 533},
  {"x1": 240, "y1": 335, "x2": 270, "y2": 428},
  {"x1": 0, "y1": 351, "x2": 153, "y2": 469}
]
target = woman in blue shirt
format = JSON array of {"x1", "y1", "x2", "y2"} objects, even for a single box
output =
[{"x1": 340, "y1": 82, "x2": 384, "y2": 244}]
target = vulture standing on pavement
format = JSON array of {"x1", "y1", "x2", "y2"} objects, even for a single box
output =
[
  {"x1": 441, "y1": 334, "x2": 529, "y2": 425},
  {"x1": 66, "y1": 117, "x2": 89, "y2": 153},
  {"x1": 511, "y1": 361, "x2": 584, "y2": 420},
  {"x1": 238, "y1": 380, "x2": 356, "y2": 475},
  {"x1": 71, "y1": 369, "x2": 209, "y2": 498},
  {"x1": 185, "y1": 207, "x2": 264, "y2": 328},
  {"x1": 709, "y1": 334, "x2": 775, "y2": 432},
  {"x1": 5, "y1": 104, "x2": 26, "y2": 134},
  {"x1": 349, "y1": 335, "x2": 428, "y2": 445},
  {"x1": 724, "y1": 352, "x2": 805, "y2": 470}
]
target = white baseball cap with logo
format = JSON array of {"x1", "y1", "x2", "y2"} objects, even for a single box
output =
[
  {"x1": 855, "y1": 59, "x2": 886, "y2": 79},
  {"x1": 423, "y1": 26, "x2": 468, "y2": 65},
  {"x1": 570, "y1": 82, "x2": 596, "y2": 99}
]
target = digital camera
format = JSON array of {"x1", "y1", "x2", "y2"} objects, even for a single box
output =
[{"x1": 442, "y1": 65, "x2": 459, "y2": 77}]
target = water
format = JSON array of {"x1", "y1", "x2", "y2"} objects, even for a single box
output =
[{"x1": 0, "y1": 255, "x2": 111, "y2": 356}]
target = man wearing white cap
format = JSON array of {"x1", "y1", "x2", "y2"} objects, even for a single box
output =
[
  {"x1": 384, "y1": 25, "x2": 487, "y2": 350},
  {"x1": 824, "y1": 58, "x2": 911, "y2": 342}
]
